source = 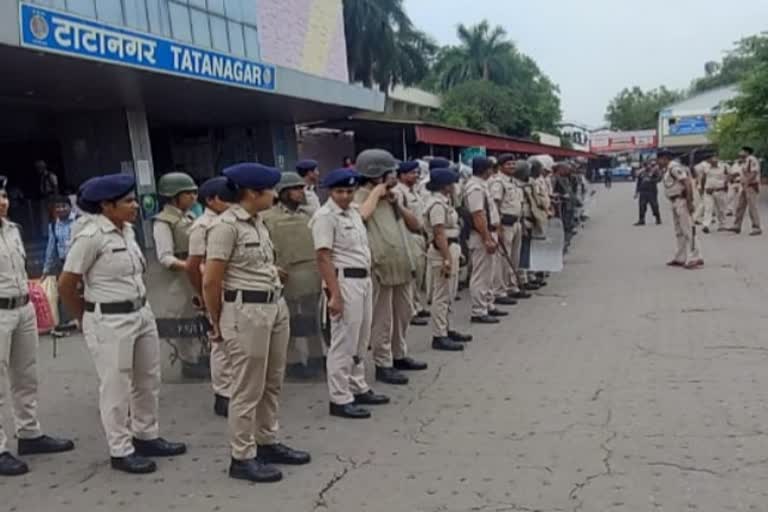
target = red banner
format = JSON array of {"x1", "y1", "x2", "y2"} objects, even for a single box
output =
[{"x1": 590, "y1": 130, "x2": 657, "y2": 154}]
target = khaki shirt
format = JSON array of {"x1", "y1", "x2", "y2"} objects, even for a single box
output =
[
  {"x1": 305, "y1": 185, "x2": 321, "y2": 214},
  {"x1": 741, "y1": 155, "x2": 761, "y2": 186},
  {"x1": 64, "y1": 215, "x2": 147, "y2": 302},
  {"x1": 188, "y1": 208, "x2": 220, "y2": 258},
  {"x1": 704, "y1": 163, "x2": 729, "y2": 190},
  {"x1": 663, "y1": 161, "x2": 689, "y2": 198},
  {"x1": 153, "y1": 206, "x2": 194, "y2": 268},
  {"x1": 424, "y1": 193, "x2": 460, "y2": 242},
  {"x1": 0, "y1": 219, "x2": 28, "y2": 297},
  {"x1": 310, "y1": 197, "x2": 371, "y2": 269},
  {"x1": 392, "y1": 181, "x2": 425, "y2": 230},
  {"x1": 488, "y1": 173, "x2": 524, "y2": 217},
  {"x1": 464, "y1": 176, "x2": 499, "y2": 226},
  {"x1": 205, "y1": 204, "x2": 280, "y2": 292}
]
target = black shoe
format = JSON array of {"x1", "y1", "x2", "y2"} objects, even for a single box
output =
[
  {"x1": 0, "y1": 452, "x2": 28, "y2": 476},
  {"x1": 489, "y1": 309, "x2": 508, "y2": 317},
  {"x1": 523, "y1": 283, "x2": 540, "y2": 291},
  {"x1": 656, "y1": 218, "x2": 662, "y2": 225},
  {"x1": 448, "y1": 330, "x2": 473, "y2": 342},
  {"x1": 536, "y1": 281, "x2": 548, "y2": 287},
  {"x1": 257, "y1": 443, "x2": 311, "y2": 465},
  {"x1": 229, "y1": 458, "x2": 282, "y2": 482},
  {"x1": 432, "y1": 337, "x2": 464, "y2": 351},
  {"x1": 494, "y1": 296, "x2": 517, "y2": 306},
  {"x1": 410, "y1": 316, "x2": 428, "y2": 326},
  {"x1": 393, "y1": 357, "x2": 427, "y2": 371},
  {"x1": 214, "y1": 394, "x2": 229, "y2": 418},
  {"x1": 111, "y1": 454, "x2": 157, "y2": 474},
  {"x1": 330, "y1": 402, "x2": 371, "y2": 419},
  {"x1": 353, "y1": 390, "x2": 390, "y2": 405},
  {"x1": 633, "y1": 221, "x2": 645, "y2": 226},
  {"x1": 17, "y1": 435, "x2": 74, "y2": 455},
  {"x1": 181, "y1": 361, "x2": 209, "y2": 379},
  {"x1": 702, "y1": 226, "x2": 710, "y2": 234},
  {"x1": 455, "y1": 295, "x2": 461, "y2": 301},
  {"x1": 375, "y1": 366, "x2": 409, "y2": 385},
  {"x1": 509, "y1": 291, "x2": 532, "y2": 300},
  {"x1": 285, "y1": 362, "x2": 321, "y2": 380},
  {"x1": 471, "y1": 315, "x2": 500, "y2": 324},
  {"x1": 417, "y1": 310, "x2": 431, "y2": 318},
  {"x1": 132, "y1": 438, "x2": 187, "y2": 457}
]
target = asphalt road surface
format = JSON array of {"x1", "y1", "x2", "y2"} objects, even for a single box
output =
[{"x1": 4, "y1": 183, "x2": 768, "y2": 512}]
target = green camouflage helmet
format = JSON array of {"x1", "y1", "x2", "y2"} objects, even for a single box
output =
[
  {"x1": 276, "y1": 172, "x2": 305, "y2": 193},
  {"x1": 157, "y1": 172, "x2": 197, "y2": 197},
  {"x1": 355, "y1": 149, "x2": 397, "y2": 178}
]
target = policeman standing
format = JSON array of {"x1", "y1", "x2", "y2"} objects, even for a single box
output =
[
  {"x1": 424, "y1": 169, "x2": 472, "y2": 351},
  {"x1": 354, "y1": 149, "x2": 427, "y2": 385},
  {"x1": 311, "y1": 168, "x2": 390, "y2": 418},
  {"x1": 392, "y1": 160, "x2": 430, "y2": 326},
  {"x1": 186, "y1": 176, "x2": 234, "y2": 417},
  {"x1": 465, "y1": 157, "x2": 508, "y2": 323},
  {"x1": 59, "y1": 174, "x2": 185, "y2": 474},
  {"x1": 203, "y1": 163, "x2": 309, "y2": 483},
  {"x1": 701, "y1": 153, "x2": 729, "y2": 234},
  {"x1": 296, "y1": 159, "x2": 322, "y2": 214},
  {"x1": 152, "y1": 172, "x2": 203, "y2": 378},
  {"x1": 262, "y1": 172, "x2": 325, "y2": 381},
  {"x1": 634, "y1": 161, "x2": 662, "y2": 226},
  {"x1": 0, "y1": 176, "x2": 74, "y2": 476},
  {"x1": 730, "y1": 146, "x2": 762, "y2": 236},
  {"x1": 657, "y1": 150, "x2": 703, "y2": 269}
]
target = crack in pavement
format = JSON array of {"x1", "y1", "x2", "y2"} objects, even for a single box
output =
[
  {"x1": 313, "y1": 456, "x2": 372, "y2": 510},
  {"x1": 590, "y1": 386, "x2": 604, "y2": 402},
  {"x1": 681, "y1": 307, "x2": 726, "y2": 313},
  {"x1": 568, "y1": 408, "x2": 615, "y2": 512},
  {"x1": 647, "y1": 461, "x2": 721, "y2": 477},
  {"x1": 704, "y1": 345, "x2": 768, "y2": 353}
]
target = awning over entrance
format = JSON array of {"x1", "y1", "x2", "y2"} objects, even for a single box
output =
[{"x1": 414, "y1": 125, "x2": 595, "y2": 159}]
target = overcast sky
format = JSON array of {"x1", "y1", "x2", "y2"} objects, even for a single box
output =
[{"x1": 404, "y1": 0, "x2": 768, "y2": 128}]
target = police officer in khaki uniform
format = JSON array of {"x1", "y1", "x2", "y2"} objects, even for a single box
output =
[
  {"x1": 203, "y1": 163, "x2": 310, "y2": 483},
  {"x1": 392, "y1": 160, "x2": 430, "y2": 326},
  {"x1": 731, "y1": 146, "x2": 762, "y2": 236},
  {"x1": 657, "y1": 150, "x2": 703, "y2": 269},
  {"x1": 701, "y1": 153, "x2": 729, "y2": 234},
  {"x1": 186, "y1": 176, "x2": 234, "y2": 417},
  {"x1": 296, "y1": 159, "x2": 322, "y2": 214},
  {"x1": 0, "y1": 176, "x2": 74, "y2": 477},
  {"x1": 490, "y1": 155, "x2": 532, "y2": 302},
  {"x1": 424, "y1": 169, "x2": 472, "y2": 351},
  {"x1": 311, "y1": 168, "x2": 390, "y2": 419},
  {"x1": 354, "y1": 150, "x2": 427, "y2": 386},
  {"x1": 465, "y1": 157, "x2": 508, "y2": 323},
  {"x1": 59, "y1": 174, "x2": 186, "y2": 474},
  {"x1": 262, "y1": 172, "x2": 325, "y2": 381}
]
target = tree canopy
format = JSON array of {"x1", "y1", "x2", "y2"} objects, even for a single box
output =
[
  {"x1": 691, "y1": 35, "x2": 768, "y2": 94},
  {"x1": 604, "y1": 86, "x2": 685, "y2": 131}
]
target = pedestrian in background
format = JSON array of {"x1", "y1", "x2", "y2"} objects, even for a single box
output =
[
  {"x1": 701, "y1": 153, "x2": 729, "y2": 234},
  {"x1": 41, "y1": 194, "x2": 77, "y2": 333},
  {"x1": 634, "y1": 161, "x2": 662, "y2": 225},
  {"x1": 296, "y1": 159, "x2": 322, "y2": 214},
  {"x1": 730, "y1": 146, "x2": 762, "y2": 236}
]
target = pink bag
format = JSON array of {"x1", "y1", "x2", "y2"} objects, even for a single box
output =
[{"x1": 29, "y1": 280, "x2": 55, "y2": 334}]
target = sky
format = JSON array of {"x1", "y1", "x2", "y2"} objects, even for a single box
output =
[{"x1": 403, "y1": 0, "x2": 768, "y2": 128}]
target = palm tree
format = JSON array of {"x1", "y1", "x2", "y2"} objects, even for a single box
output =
[
  {"x1": 433, "y1": 20, "x2": 516, "y2": 90},
  {"x1": 342, "y1": 0, "x2": 435, "y2": 92}
]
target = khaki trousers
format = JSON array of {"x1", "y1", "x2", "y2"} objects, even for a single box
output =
[
  {"x1": 671, "y1": 198, "x2": 702, "y2": 264},
  {"x1": 0, "y1": 304, "x2": 42, "y2": 453},
  {"x1": 83, "y1": 305, "x2": 161, "y2": 457},
  {"x1": 733, "y1": 186, "x2": 761, "y2": 231},
  {"x1": 371, "y1": 279, "x2": 411, "y2": 367},
  {"x1": 469, "y1": 233, "x2": 496, "y2": 317},
  {"x1": 411, "y1": 235, "x2": 428, "y2": 314},
  {"x1": 703, "y1": 190, "x2": 727, "y2": 229},
  {"x1": 430, "y1": 244, "x2": 461, "y2": 338},
  {"x1": 495, "y1": 223, "x2": 522, "y2": 295},
  {"x1": 327, "y1": 276, "x2": 372, "y2": 405},
  {"x1": 220, "y1": 298, "x2": 289, "y2": 460},
  {"x1": 727, "y1": 183, "x2": 742, "y2": 215},
  {"x1": 210, "y1": 340, "x2": 232, "y2": 398}
]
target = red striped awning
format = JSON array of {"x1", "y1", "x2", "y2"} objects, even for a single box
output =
[{"x1": 415, "y1": 125, "x2": 593, "y2": 158}]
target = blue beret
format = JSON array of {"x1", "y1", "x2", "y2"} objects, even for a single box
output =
[
  {"x1": 398, "y1": 160, "x2": 420, "y2": 173},
  {"x1": 198, "y1": 176, "x2": 233, "y2": 202},
  {"x1": 322, "y1": 168, "x2": 361, "y2": 188},
  {"x1": 429, "y1": 158, "x2": 452, "y2": 171},
  {"x1": 429, "y1": 169, "x2": 459, "y2": 189},
  {"x1": 472, "y1": 157, "x2": 492, "y2": 175},
  {"x1": 77, "y1": 177, "x2": 101, "y2": 195},
  {"x1": 657, "y1": 148, "x2": 674, "y2": 158},
  {"x1": 81, "y1": 174, "x2": 135, "y2": 202},
  {"x1": 296, "y1": 159, "x2": 319, "y2": 172},
  {"x1": 222, "y1": 163, "x2": 281, "y2": 190}
]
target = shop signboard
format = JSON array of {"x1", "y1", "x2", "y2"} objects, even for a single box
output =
[
  {"x1": 669, "y1": 115, "x2": 710, "y2": 136},
  {"x1": 590, "y1": 130, "x2": 657, "y2": 154},
  {"x1": 19, "y1": 2, "x2": 276, "y2": 93}
]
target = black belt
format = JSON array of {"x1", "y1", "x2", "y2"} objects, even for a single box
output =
[
  {"x1": 223, "y1": 289, "x2": 281, "y2": 303},
  {"x1": 488, "y1": 225, "x2": 498, "y2": 232},
  {"x1": 85, "y1": 297, "x2": 146, "y2": 314},
  {"x1": 668, "y1": 195, "x2": 685, "y2": 201},
  {"x1": 335, "y1": 268, "x2": 369, "y2": 278},
  {"x1": 706, "y1": 188, "x2": 726, "y2": 193},
  {"x1": 174, "y1": 252, "x2": 189, "y2": 259},
  {"x1": 0, "y1": 294, "x2": 30, "y2": 310},
  {"x1": 501, "y1": 214, "x2": 519, "y2": 226}
]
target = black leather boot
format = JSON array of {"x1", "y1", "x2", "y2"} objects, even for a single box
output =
[
  {"x1": 432, "y1": 337, "x2": 464, "y2": 351},
  {"x1": 132, "y1": 438, "x2": 187, "y2": 457},
  {"x1": 111, "y1": 454, "x2": 157, "y2": 474},
  {"x1": 17, "y1": 435, "x2": 74, "y2": 456},
  {"x1": 375, "y1": 366, "x2": 409, "y2": 385},
  {"x1": 214, "y1": 394, "x2": 229, "y2": 417},
  {"x1": 229, "y1": 458, "x2": 282, "y2": 482},
  {"x1": 0, "y1": 452, "x2": 28, "y2": 476},
  {"x1": 257, "y1": 443, "x2": 311, "y2": 465}
]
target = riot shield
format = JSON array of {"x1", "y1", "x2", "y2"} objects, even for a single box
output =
[{"x1": 529, "y1": 218, "x2": 564, "y2": 272}]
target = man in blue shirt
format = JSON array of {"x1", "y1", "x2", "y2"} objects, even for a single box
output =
[{"x1": 42, "y1": 195, "x2": 76, "y2": 332}]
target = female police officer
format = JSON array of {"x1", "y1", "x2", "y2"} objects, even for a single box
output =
[
  {"x1": 59, "y1": 174, "x2": 186, "y2": 474},
  {"x1": 203, "y1": 163, "x2": 310, "y2": 483}
]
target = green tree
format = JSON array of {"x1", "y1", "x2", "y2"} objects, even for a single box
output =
[
  {"x1": 691, "y1": 34, "x2": 768, "y2": 93},
  {"x1": 342, "y1": 0, "x2": 436, "y2": 92},
  {"x1": 604, "y1": 86, "x2": 685, "y2": 130}
]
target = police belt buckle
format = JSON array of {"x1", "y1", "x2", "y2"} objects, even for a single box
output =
[{"x1": 130, "y1": 297, "x2": 146, "y2": 311}]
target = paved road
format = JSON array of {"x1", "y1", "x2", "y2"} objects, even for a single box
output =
[{"x1": 4, "y1": 183, "x2": 768, "y2": 512}]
